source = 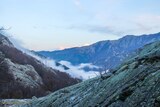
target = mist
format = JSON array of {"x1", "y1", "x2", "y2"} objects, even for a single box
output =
[
  {"x1": 59, "y1": 61, "x2": 100, "y2": 80},
  {"x1": 1, "y1": 32, "x2": 100, "y2": 80}
]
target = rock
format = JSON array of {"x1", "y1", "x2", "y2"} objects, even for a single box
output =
[{"x1": 20, "y1": 40, "x2": 160, "y2": 107}]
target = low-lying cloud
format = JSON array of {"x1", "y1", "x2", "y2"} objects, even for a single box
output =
[
  {"x1": 31, "y1": 55, "x2": 101, "y2": 80},
  {"x1": 59, "y1": 61, "x2": 100, "y2": 80},
  {"x1": 25, "y1": 52, "x2": 101, "y2": 80},
  {"x1": 2, "y1": 33, "x2": 100, "y2": 80}
]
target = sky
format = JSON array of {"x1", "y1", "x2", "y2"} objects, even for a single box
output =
[{"x1": 0, "y1": 0, "x2": 160, "y2": 51}]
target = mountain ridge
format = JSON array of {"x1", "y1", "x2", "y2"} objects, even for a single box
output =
[
  {"x1": 0, "y1": 33, "x2": 80, "y2": 99},
  {"x1": 38, "y1": 32, "x2": 160, "y2": 69}
]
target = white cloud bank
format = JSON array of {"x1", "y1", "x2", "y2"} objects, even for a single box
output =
[
  {"x1": 59, "y1": 61, "x2": 100, "y2": 80},
  {"x1": 31, "y1": 56, "x2": 101, "y2": 80}
]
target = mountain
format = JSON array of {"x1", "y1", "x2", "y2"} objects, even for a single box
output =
[
  {"x1": 0, "y1": 33, "x2": 80, "y2": 99},
  {"x1": 38, "y1": 32, "x2": 160, "y2": 70},
  {"x1": 12, "y1": 40, "x2": 160, "y2": 107}
]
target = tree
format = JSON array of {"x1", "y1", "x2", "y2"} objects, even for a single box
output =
[{"x1": 98, "y1": 65, "x2": 113, "y2": 80}]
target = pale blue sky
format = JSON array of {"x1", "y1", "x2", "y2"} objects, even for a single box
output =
[{"x1": 0, "y1": 0, "x2": 160, "y2": 50}]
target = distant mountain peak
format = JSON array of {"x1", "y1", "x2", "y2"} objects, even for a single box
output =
[{"x1": 38, "y1": 32, "x2": 160, "y2": 70}]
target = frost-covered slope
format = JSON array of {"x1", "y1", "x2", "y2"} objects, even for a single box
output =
[
  {"x1": 0, "y1": 33, "x2": 80, "y2": 99},
  {"x1": 19, "y1": 40, "x2": 160, "y2": 107},
  {"x1": 38, "y1": 32, "x2": 160, "y2": 70}
]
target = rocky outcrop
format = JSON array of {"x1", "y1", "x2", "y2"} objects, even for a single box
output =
[
  {"x1": 19, "y1": 40, "x2": 160, "y2": 107},
  {"x1": 0, "y1": 34, "x2": 80, "y2": 99}
]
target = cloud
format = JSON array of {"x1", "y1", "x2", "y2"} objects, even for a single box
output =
[
  {"x1": 59, "y1": 61, "x2": 100, "y2": 80},
  {"x1": 77, "y1": 63, "x2": 99, "y2": 69},
  {"x1": 73, "y1": 0, "x2": 83, "y2": 10},
  {"x1": 74, "y1": 0, "x2": 81, "y2": 6},
  {"x1": 68, "y1": 25, "x2": 124, "y2": 35},
  {"x1": 87, "y1": 25, "x2": 124, "y2": 35},
  {"x1": 67, "y1": 14, "x2": 160, "y2": 36},
  {"x1": 0, "y1": 31, "x2": 25, "y2": 51},
  {"x1": 134, "y1": 14, "x2": 160, "y2": 32}
]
